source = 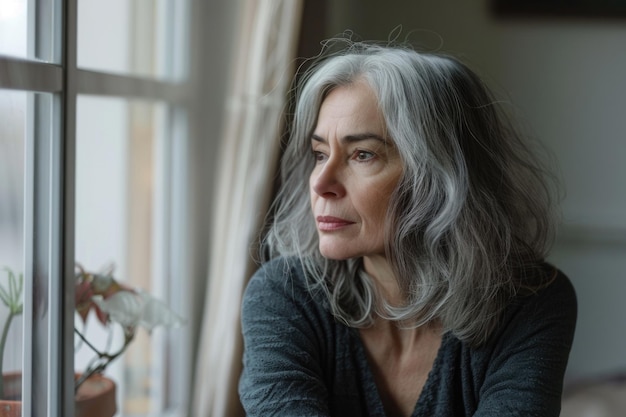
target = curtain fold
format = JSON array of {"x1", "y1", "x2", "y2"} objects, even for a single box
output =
[{"x1": 192, "y1": 1, "x2": 303, "y2": 416}]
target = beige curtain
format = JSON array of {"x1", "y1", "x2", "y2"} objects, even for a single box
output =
[{"x1": 192, "y1": 1, "x2": 303, "y2": 416}]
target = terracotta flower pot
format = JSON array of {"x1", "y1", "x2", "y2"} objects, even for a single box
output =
[
  {"x1": 0, "y1": 372, "x2": 22, "y2": 417},
  {"x1": 0, "y1": 372, "x2": 116, "y2": 417},
  {"x1": 75, "y1": 373, "x2": 117, "y2": 417}
]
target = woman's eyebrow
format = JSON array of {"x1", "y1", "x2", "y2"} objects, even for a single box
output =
[{"x1": 311, "y1": 133, "x2": 388, "y2": 144}]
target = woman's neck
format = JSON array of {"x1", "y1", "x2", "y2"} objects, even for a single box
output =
[{"x1": 363, "y1": 255, "x2": 404, "y2": 307}]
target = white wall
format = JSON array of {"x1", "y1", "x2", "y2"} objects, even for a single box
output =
[{"x1": 327, "y1": 0, "x2": 626, "y2": 381}]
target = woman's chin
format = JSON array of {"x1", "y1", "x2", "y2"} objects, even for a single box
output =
[{"x1": 318, "y1": 245, "x2": 358, "y2": 261}]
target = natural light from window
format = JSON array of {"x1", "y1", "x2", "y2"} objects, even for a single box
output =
[{"x1": 0, "y1": 0, "x2": 27, "y2": 58}]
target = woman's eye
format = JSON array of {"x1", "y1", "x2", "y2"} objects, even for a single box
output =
[
  {"x1": 354, "y1": 150, "x2": 375, "y2": 161},
  {"x1": 312, "y1": 150, "x2": 327, "y2": 162}
]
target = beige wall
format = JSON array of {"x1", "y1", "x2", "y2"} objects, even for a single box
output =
[{"x1": 325, "y1": 0, "x2": 626, "y2": 380}]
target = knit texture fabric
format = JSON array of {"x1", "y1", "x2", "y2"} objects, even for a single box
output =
[{"x1": 239, "y1": 257, "x2": 577, "y2": 417}]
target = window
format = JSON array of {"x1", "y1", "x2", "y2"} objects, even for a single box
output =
[{"x1": 0, "y1": 0, "x2": 194, "y2": 415}]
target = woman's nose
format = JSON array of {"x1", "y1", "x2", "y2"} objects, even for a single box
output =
[{"x1": 311, "y1": 159, "x2": 346, "y2": 198}]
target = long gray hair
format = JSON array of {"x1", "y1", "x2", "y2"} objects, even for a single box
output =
[{"x1": 263, "y1": 41, "x2": 559, "y2": 346}]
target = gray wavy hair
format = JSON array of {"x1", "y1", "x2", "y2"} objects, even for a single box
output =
[{"x1": 262, "y1": 41, "x2": 559, "y2": 346}]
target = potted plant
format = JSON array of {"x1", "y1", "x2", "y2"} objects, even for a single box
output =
[
  {"x1": 0, "y1": 267, "x2": 23, "y2": 416},
  {"x1": 0, "y1": 264, "x2": 185, "y2": 417}
]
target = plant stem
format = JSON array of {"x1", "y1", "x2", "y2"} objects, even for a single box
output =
[
  {"x1": 74, "y1": 327, "x2": 102, "y2": 356},
  {"x1": 74, "y1": 327, "x2": 135, "y2": 392},
  {"x1": 0, "y1": 312, "x2": 15, "y2": 400}
]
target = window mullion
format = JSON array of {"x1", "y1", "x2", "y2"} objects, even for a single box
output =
[
  {"x1": 25, "y1": 91, "x2": 57, "y2": 417},
  {"x1": 0, "y1": 57, "x2": 63, "y2": 92},
  {"x1": 76, "y1": 69, "x2": 189, "y2": 103},
  {"x1": 58, "y1": 0, "x2": 78, "y2": 415},
  {"x1": 21, "y1": 88, "x2": 36, "y2": 417},
  {"x1": 35, "y1": 0, "x2": 52, "y2": 61}
]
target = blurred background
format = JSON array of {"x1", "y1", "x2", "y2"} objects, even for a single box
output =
[{"x1": 1, "y1": 0, "x2": 625, "y2": 416}]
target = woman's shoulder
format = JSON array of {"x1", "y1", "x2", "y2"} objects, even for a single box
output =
[
  {"x1": 515, "y1": 263, "x2": 577, "y2": 314},
  {"x1": 247, "y1": 256, "x2": 308, "y2": 291},
  {"x1": 244, "y1": 257, "x2": 323, "y2": 312},
  {"x1": 485, "y1": 263, "x2": 577, "y2": 348},
  {"x1": 242, "y1": 257, "x2": 336, "y2": 344}
]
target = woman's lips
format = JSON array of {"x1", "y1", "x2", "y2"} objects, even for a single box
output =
[{"x1": 316, "y1": 216, "x2": 355, "y2": 231}]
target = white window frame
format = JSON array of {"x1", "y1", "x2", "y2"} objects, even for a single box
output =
[{"x1": 0, "y1": 0, "x2": 195, "y2": 415}]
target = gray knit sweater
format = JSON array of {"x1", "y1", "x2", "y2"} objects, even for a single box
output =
[{"x1": 239, "y1": 258, "x2": 577, "y2": 417}]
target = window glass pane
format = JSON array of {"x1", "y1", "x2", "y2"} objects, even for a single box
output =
[
  {"x1": 0, "y1": 0, "x2": 57, "y2": 62},
  {"x1": 0, "y1": 0, "x2": 28, "y2": 58},
  {"x1": 77, "y1": 0, "x2": 183, "y2": 80},
  {"x1": 75, "y1": 95, "x2": 180, "y2": 415},
  {"x1": 0, "y1": 89, "x2": 26, "y2": 402}
]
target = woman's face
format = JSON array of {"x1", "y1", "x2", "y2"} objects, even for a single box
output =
[{"x1": 309, "y1": 80, "x2": 403, "y2": 261}]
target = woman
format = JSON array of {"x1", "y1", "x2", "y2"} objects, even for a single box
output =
[{"x1": 239, "y1": 41, "x2": 577, "y2": 417}]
